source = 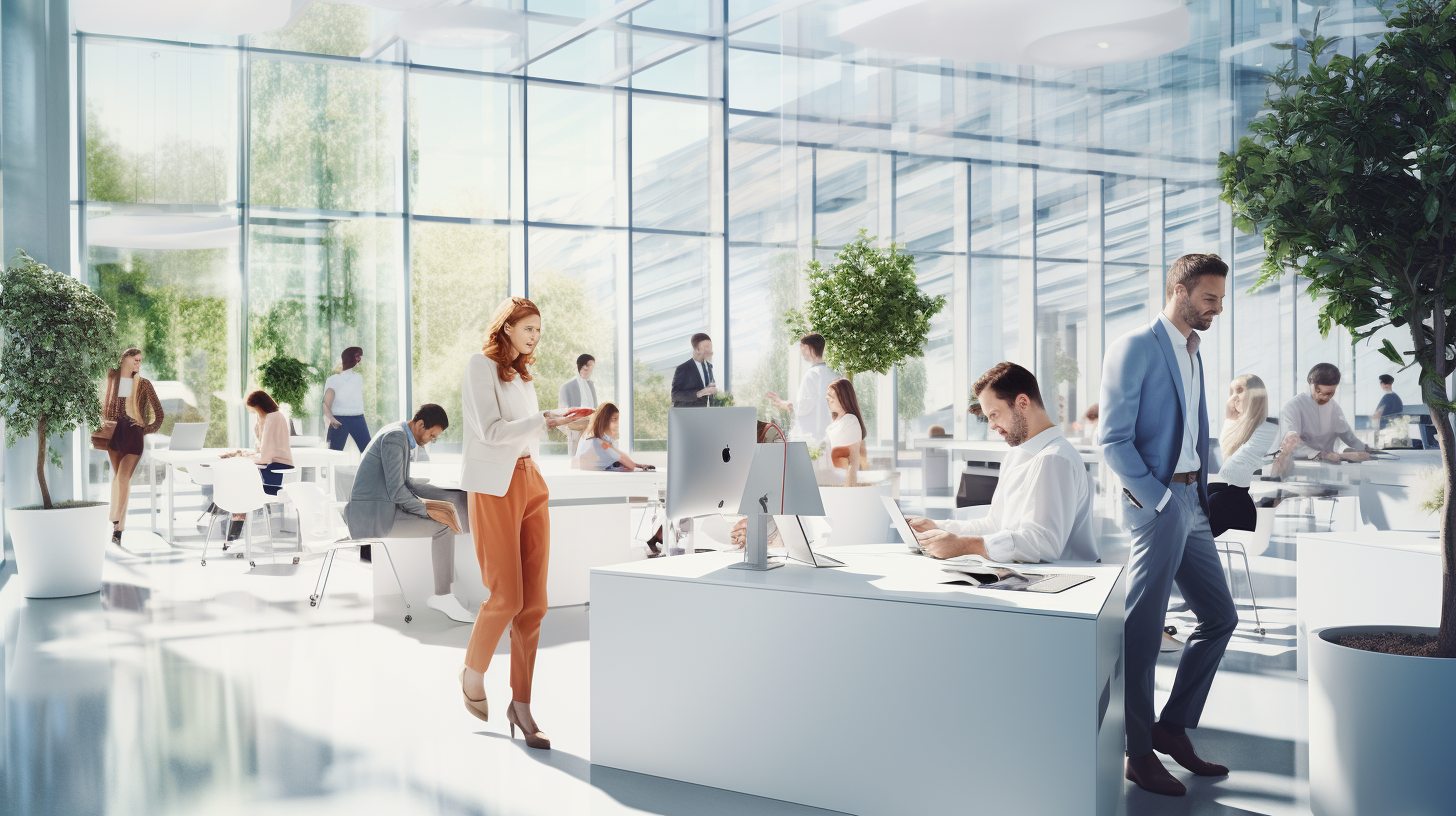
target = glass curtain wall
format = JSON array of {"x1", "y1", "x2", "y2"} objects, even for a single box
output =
[{"x1": 74, "y1": 0, "x2": 1409, "y2": 475}]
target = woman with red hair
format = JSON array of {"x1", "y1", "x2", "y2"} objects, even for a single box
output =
[{"x1": 457, "y1": 297, "x2": 576, "y2": 749}]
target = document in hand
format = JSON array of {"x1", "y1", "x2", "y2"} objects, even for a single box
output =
[
  {"x1": 423, "y1": 499, "x2": 463, "y2": 534},
  {"x1": 940, "y1": 560, "x2": 1093, "y2": 594}
]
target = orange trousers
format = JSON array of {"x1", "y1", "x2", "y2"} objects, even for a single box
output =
[{"x1": 464, "y1": 458, "x2": 550, "y2": 703}]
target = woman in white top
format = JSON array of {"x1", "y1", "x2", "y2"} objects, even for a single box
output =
[
  {"x1": 323, "y1": 346, "x2": 370, "y2": 453},
  {"x1": 824, "y1": 378, "x2": 869, "y2": 487},
  {"x1": 1211, "y1": 374, "x2": 1294, "y2": 537},
  {"x1": 457, "y1": 297, "x2": 574, "y2": 751},
  {"x1": 574, "y1": 402, "x2": 647, "y2": 471}
]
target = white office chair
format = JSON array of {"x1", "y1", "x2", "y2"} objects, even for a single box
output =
[
  {"x1": 1214, "y1": 505, "x2": 1274, "y2": 636},
  {"x1": 280, "y1": 482, "x2": 414, "y2": 623},
  {"x1": 203, "y1": 459, "x2": 298, "y2": 568}
]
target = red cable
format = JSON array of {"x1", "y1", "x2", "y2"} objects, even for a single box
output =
[{"x1": 765, "y1": 421, "x2": 787, "y2": 514}]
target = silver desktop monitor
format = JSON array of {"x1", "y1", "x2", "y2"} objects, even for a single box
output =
[{"x1": 666, "y1": 406, "x2": 758, "y2": 520}]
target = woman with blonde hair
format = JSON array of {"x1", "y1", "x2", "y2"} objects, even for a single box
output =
[
  {"x1": 102, "y1": 347, "x2": 164, "y2": 543},
  {"x1": 457, "y1": 297, "x2": 578, "y2": 750},
  {"x1": 1211, "y1": 374, "x2": 1291, "y2": 537}
]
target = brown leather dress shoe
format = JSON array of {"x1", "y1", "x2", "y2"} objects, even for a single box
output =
[
  {"x1": 1153, "y1": 722, "x2": 1229, "y2": 776},
  {"x1": 1126, "y1": 752, "x2": 1186, "y2": 797}
]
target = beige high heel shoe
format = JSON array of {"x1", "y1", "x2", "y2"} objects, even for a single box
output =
[
  {"x1": 460, "y1": 668, "x2": 488, "y2": 722},
  {"x1": 506, "y1": 703, "x2": 551, "y2": 750}
]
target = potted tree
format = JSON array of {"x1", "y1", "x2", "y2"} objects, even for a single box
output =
[
  {"x1": 0, "y1": 251, "x2": 118, "y2": 598},
  {"x1": 787, "y1": 230, "x2": 945, "y2": 543},
  {"x1": 1219, "y1": 4, "x2": 1456, "y2": 813},
  {"x1": 257, "y1": 353, "x2": 316, "y2": 437}
]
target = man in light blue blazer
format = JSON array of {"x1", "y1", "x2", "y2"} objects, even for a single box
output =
[{"x1": 1098, "y1": 254, "x2": 1238, "y2": 797}]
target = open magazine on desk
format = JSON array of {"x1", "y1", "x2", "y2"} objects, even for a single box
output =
[{"x1": 937, "y1": 555, "x2": 1093, "y2": 594}]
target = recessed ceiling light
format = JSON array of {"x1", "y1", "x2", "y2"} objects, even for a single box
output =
[{"x1": 1097, "y1": 41, "x2": 1110, "y2": 48}]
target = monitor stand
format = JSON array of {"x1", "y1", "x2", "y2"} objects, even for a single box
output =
[{"x1": 727, "y1": 513, "x2": 782, "y2": 570}]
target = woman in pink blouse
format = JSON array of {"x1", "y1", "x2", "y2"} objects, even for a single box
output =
[{"x1": 219, "y1": 390, "x2": 295, "y2": 540}]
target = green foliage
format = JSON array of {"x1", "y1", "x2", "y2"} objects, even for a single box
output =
[
  {"x1": 257, "y1": 355, "x2": 317, "y2": 415},
  {"x1": 633, "y1": 362, "x2": 672, "y2": 451},
  {"x1": 734, "y1": 252, "x2": 799, "y2": 426},
  {"x1": 0, "y1": 251, "x2": 118, "y2": 508},
  {"x1": 897, "y1": 357, "x2": 927, "y2": 427},
  {"x1": 529, "y1": 270, "x2": 615, "y2": 454},
  {"x1": 1219, "y1": 0, "x2": 1456, "y2": 654},
  {"x1": 786, "y1": 230, "x2": 946, "y2": 380}
]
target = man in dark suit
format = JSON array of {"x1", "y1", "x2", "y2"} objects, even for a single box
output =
[{"x1": 671, "y1": 333, "x2": 718, "y2": 407}]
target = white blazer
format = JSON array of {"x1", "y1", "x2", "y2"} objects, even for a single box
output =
[{"x1": 460, "y1": 353, "x2": 546, "y2": 496}]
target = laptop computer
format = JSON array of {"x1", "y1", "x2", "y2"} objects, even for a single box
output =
[
  {"x1": 774, "y1": 515, "x2": 844, "y2": 567},
  {"x1": 881, "y1": 495, "x2": 926, "y2": 554},
  {"x1": 167, "y1": 422, "x2": 207, "y2": 451}
]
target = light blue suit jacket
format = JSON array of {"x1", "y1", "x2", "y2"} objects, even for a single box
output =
[{"x1": 1097, "y1": 319, "x2": 1210, "y2": 530}]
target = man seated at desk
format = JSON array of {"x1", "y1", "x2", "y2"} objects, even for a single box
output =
[
  {"x1": 346, "y1": 404, "x2": 474, "y2": 622},
  {"x1": 906, "y1": 362, "x2": 1098, "y2": 563},
  {"x1": 1279, "y1": 363, "x2": 1371, "y2": 463}
]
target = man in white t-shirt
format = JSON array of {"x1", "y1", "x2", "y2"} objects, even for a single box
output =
[
  {"x1": 1279, "y1": 363, "x2": 1371, "y2": 463},
  {"x1": 324, "y1": 346, "x2": 371, "y2": 453},
  {"x1": 767, "y1": 333, "x2": 838, "y2": 448}
]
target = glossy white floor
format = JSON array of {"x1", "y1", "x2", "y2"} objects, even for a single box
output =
[{"x1": 1, "y1": 479, "x2": 1314, "y2": 816}]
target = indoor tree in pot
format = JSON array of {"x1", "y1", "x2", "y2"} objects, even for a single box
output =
[
  {"x1": 257, "y1": 353, "x2": 316, "y2": 434},
  {"x1": 786, "y1": 230, "x2": 944, "y2": 542},
  {"x1": 0, "y1": 250, "x2": 118, "y2": 598},
  {"x1": 1219, "y1": 4, "x2": 1456, "y2": 813}
]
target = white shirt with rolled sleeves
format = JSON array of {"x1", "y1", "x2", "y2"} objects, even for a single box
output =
[
  {"x1": 1278, "y1": 391, "x2": 1366, "y2": 459},
  {"x1": 936, "y1": 426, "x2": 1099, "y2": 564},
  {"x1": 793, "y1": 362, "x2": 838, "y2": 444}
]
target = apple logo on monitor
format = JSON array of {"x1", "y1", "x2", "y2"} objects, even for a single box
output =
[{"x1": 721, "y1": 445, "x2": 731, "y2": 463}]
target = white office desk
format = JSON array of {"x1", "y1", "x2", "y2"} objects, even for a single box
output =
[
  {"x1": 148, "y1": 446, "x2": 351, "y2": 542},
  {"x1": 591, "y1": 547, "x2": 1126, "y2": 816},
  {"x1": 377, "y1": 460, "x2": 660, "y2": 609}
]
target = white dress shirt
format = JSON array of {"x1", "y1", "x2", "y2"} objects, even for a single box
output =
[
  {"x1": 572, "y1": 376, "x2": 597, "y2": 409},
  {"x1": 938, "y1": 426, "x2": 1099, "y2": 563},
  {"x1": 1214, "y1": 419, "x2": 1280, "y2": 488},
  {"x1": 794, "y1": 362, "x2": 838, "y2": 444},
  {"x1": 1154, "y1": 313, "x2": 1203, "y2": 512},
  {"x1": 1279, "y1": 392, "x2": 1366, "y2": 459},
  {"x1": 696, "y1": 359, "x2": 712, "y2": 389},
  {"x1": 825, "y1": 413, "x2": 863, "y2": 450}
]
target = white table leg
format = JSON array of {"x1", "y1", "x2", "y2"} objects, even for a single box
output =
[
  {"x1": 166, "y1": 463, "x2": 175, "y2": 543},
  {"x1": 149, "y1": 450, "x2": 158, "y2": 533}
]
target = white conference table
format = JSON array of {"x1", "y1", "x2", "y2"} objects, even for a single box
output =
[
  {"x1": 591, "y1": 546, "x2": 1126, "y2": 816},
  {"x1": 147, "y1": 445, "x2": 351, "y2": 542}
]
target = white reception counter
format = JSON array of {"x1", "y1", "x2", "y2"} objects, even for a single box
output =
[{"x1": 590, "y1": 546, "x2": 1126, "y2": 816}]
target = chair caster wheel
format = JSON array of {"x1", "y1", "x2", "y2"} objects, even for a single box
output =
[
  {"x1": 249, "y1": 561, "x2": 256, "y2": 568},
  {"x1": 404, "y1": 615, "x2": 412, "y2": 623},
  {"x1": 293, "y1": 557, "x2": 300, "y2": 565},
  {"x1": 236, "y1": 552, "x2": 243, "y2": 559},
  {"x1": 200, "y1": 560, "x2": 206, "y2": 566},
  {"x1": 1256, "y1": 628, "x2": 1266, "y2": 636},
  {"x1": 309, "y1": 599, "x2": 317, "y2": 607},
  {"x1": 1164, "y1": 625, "x2": 1178, "y2": 636},
  {"x1": 222, "y1": 543, "x2": 230, "y2": 551}
]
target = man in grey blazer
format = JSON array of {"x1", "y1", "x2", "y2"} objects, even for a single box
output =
[
  {"x1": 345, "y1": 404, "x2": 474, "y2": 623},
  {"x1": 1099, "y1": 254, "x2": 1238, "y2": 797},
  {"x1": 559, "y1": 353, "x2": 598, "y2": 454}
]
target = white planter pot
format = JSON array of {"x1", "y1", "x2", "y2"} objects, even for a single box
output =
[
  {"x1": 6, "y1": 503, "x2": 110, "y2": 598},
  {"x1": 1309, "y1": 625, "x2": 1456, "y2": 816}
]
